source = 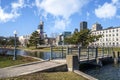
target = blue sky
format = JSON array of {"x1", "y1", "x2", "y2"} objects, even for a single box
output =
[{"x1": 0, "y1": 0, "x2": 120, "y2": 37}]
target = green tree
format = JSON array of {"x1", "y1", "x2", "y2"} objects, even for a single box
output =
[
  {"x1": 29, "y1": 31, "x2": 44, "y2": 48},
  {"x1": 64, "y1": 29, "x2": 102, "y2": 47}
]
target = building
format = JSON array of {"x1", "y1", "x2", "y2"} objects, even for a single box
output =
[
  {"x1": 80, "y1": 21, "x2": 87, "y2": 31},
  {"x1": 55, "y1": 32, "x2": 71, "y2": 46},
  {"x1": 37, "y1": 21, "x2": 44, "y2": 39},
  {"x1": 91, "y1": 26, "x2": 120, "y2": 47},
  {"x1": 19, "y1": 35, "x2": 30, "y2": 47},
  {"x1": 92, "y1": 22, "x2": 103, "y2": 31},
  {"x1": 74, "y1": 28, "x2": 78, "y2": 33}
]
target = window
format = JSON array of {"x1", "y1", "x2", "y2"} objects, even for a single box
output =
[
  {"x1": 116, "y1": 29, "x2": 118, "y2": 32},
  {"x1": 116, "y1": 33, "x2": 118, "y2": 36},
  {"x1": 116, "y1": 38, "x2": 118, "y2": 41},
  {"x1": 109, "y1": 34, "x2": 111, "y2": 36},
  {"x1": 106, "y1": 35, "x2": 108, "y2": 37},
  {"x1": 109, "y1": 30, "x2": 111, "y2": 32},
  {"x1": 113, "y1": 29, "x2": 114, "y2": 32}
]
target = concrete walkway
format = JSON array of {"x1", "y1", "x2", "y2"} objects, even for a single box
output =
[{"x1": 0, "y1": 61, "x2": 66, "y2": 78}]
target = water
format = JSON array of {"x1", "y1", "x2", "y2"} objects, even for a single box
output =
[
  {"x1": 82, "y1": 63, "x2": 120, "y2": 80},
  {"x1": 0, "y1": 49, "x2": 66, "y2": 60}
]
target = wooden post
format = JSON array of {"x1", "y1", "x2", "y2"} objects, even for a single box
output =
[
  {"x1": 78, "y1": 46, "x2": 81, "y2": 60},
  {"x1": 113, "y1": 51, "x2": 119, "y2": 65},
  {"x1": 66, "y1": 47, "x2": 69, "y2": 55},
  {"x1": 50, "y1": 46, "x2": 53, "y2": 60},
  {"x1": 87, "y1": 47, "x2": 89, "y2": 61},
  {"x1": 61, "y1": 46, "x2": 63, "y2": 58},
  {"x1": 95, "y1": 47, "x2": 98, "y2": 59},
  {"x1": 102, "y1": 47, "x2": 104, "y2": 58}
]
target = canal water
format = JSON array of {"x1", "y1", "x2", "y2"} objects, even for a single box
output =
[
  {"x1": 0, "y1": 49, "x2": 66, "y2": 60},
  {"x1": 81, "y1": 63, "x2": 120, "y2": 80},
  {"x1": 1, "y1": 49, "x2": 120, "y2": 80}
]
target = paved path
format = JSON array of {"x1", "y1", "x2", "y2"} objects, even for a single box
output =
[{"x1": 0, "y1": 61, "x2": 66, "y2": 78}]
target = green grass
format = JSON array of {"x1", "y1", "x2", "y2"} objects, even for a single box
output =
[
  {"x1": 1, "y1": 72, "x2": 88, "y2": 80},
  {"x1": 0, "y1": 55, "x2": 39, "y2": 68}
]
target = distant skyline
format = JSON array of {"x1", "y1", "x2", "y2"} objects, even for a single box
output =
[{"x1": 0, "y1": 0, "x2": 120, "y2": 37}]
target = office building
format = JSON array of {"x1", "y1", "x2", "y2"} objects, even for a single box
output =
[
  {"x1": 80, "y1": 21, "x2": 87, "y2": 31},
  {"x1": 92, "y1": 22, "x2": 103, "y2": 31}
]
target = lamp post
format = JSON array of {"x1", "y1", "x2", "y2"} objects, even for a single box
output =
[{"x1": 13, "y1": 30, "x2": 17, "y2": 60}]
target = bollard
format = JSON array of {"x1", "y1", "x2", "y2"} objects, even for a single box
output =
[
  {"x1": 95, "y1": 47, "x2": 98, "y2": 59},
  {"x1": 102, "y1": 47, "x2": 104, "y2": 58},
  {"x1": 66, "y1": 47, "x2": 69, "y2": 55},
  {"x1": 113, "y1": 51, "x2": 119, "y2": 65},
  {"x1": 78, "y1": 46, "x2": 81, "y2": 60},
  {"x1": 61, "y1": 46, "x2": 63, "y2": 58},
  {"x1": 87, "y1": 47, "x2": 89, "y2": 61},
  {"x1": 118, "y1": 51, "x2": 120, "y2": 58},
  {"x1": 50, "y1": 46, "x2": 53, "y2": 60}
]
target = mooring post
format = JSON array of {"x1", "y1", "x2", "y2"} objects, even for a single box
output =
[
  {"x1": 113, "y1": 51, "x2": 119, "y2": 65},
  {"x1": 50, "y1": 45, "x2": 53, "y2": 60},
  {"x1": 61, "y1": 46, "x2": 63, "y2": 58},
  {"x1": 78, "y1": 46, "x2": 81, "y2": 60},
  {"x1": 87, "y1": 47, "x2": 89, "y2": 61},
  {"x1": 66, "y1": 46, "x2": 69, "y2": 56},
  {"x1": 95, "y1": 47, "x2": 98, "y2": 59},
  {"x1": 108, "y1": 47, "x2": 110, "y2": 57},
  {"x1": 102, "y1": 47, "x2": 104, "y2": 58}
]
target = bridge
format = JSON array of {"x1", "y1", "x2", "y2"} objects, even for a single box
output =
[{"x1": 0, "y1": 47, "x2": 120, "y2": 78}]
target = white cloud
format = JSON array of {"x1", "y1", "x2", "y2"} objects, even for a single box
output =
[
  {"x1": 0, "y1": 7, "x2": 20, "y2": 22},
  {"x1": 95, "y1": 2, "x2": 117, "y2": 19},
  {"x1": 112, "y1": 0, "x2": 119, "y2": 4},
  {"x1": 0, "y1": 0, "x2": 25, "y2": 23},
  {"x1": 35, "y1": 0, "x2": 89, "y2": 31},
  {"x1": 11, "y1": 0, "x2": 24, "y2": 10},
  {"x1": 95, "y1": 0, "x2": 120, "y2": 19}
]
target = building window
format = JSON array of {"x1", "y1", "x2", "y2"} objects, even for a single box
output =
[
  {"x1": 113, "y1": 29, "x2": 114, "y2": 32},
  {"x1": 106, "y1": 35, "x2": 108, "y2": 37},
  {"x1": 109, "y1": 34, "x2": 111, "y2": 36},
  {"x1": 109, "y1": 30, "x2": 111, "y2": 32},
  {"x1": 106, "y1": 30, "x2": 108, "y2": 33},
  {"x1": 116, "y1": 29, "x2": 118, "y2": 32},
  {"x1": 116, "y1": 38, "x2": 118, "y2": 41},
  {"x1": 106, "y1": 38, "x2": 108, "y2": 41},
  {"x1": 113, "y1": 34, "x2": 114, "y2": 36},
  {"x1": 116, "y1": 33, "x2": 118, "y2": 36},
  {"x1": 117, "y1": 42, "x2": 119, "y2": 46}
]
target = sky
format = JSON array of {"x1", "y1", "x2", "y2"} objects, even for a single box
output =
[{"x1": 0, "y1": 0, "x2": 120, "y2": 37}]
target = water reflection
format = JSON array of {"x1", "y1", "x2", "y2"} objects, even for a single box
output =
[{"x1": 0, "y1": 49, "x2": 66, "y2": 60}]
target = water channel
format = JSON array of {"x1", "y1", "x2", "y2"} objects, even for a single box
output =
[{"x1": 0, "y1": 48, "x2": 120, "y2": 80}]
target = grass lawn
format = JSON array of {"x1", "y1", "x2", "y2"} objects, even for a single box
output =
[
  {"x1": 0, "y1": 55, "x2": 39, "y2": 68},
  {"x1": 2, "y1": 72, "x2": 88, "y2": 80}
]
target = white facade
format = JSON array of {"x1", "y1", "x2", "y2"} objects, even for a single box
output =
[
  {"x1": 19, "y1": 35, "x2": 30, "y2": 47},
  {"x1": 91, "y1": 27, "x2": 120, "y2": 47}
]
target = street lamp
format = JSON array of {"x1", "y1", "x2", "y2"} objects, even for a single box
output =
[{"x1": 13, "y1": 30, "x2": 17, "y2": 60}]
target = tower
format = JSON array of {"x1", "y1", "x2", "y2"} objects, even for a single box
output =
[
  {"x1": 80, "y1": 21, "x2": 87, "y2": 31},
  {"x1": 37, "y1": 21, "x2": 44, "y2": 39}
]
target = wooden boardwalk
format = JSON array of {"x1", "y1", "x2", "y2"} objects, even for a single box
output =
[{"x1": 0, "y1": 61, "x2": 66, "y2": 78}]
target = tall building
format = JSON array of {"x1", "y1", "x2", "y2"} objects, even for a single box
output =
[
  {"x1": 74, "y1": 28, "x2": 78, "y2": 33},
  {"x1": 92, "y1": 22, "x2": 102, "y2": 31},
  {"x1": 80, "y1": 21, "x2": 87, "y2": 31},
  {"x1": 37, "y1": 21, "x2": 44, "y2": 39},
  {"x1": 91, "y1": 26, "x2": 120, "y2": 47}
]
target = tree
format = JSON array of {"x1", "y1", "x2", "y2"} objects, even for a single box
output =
[
  {"x1": 64, "y1": 29, "x2": 102, "y2": 47},
  {"x1": 29, "y1": 31, "x2": 44, "y2": 48}
]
